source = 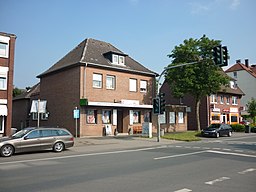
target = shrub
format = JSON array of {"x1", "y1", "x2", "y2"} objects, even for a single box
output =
[
  {"x1": 231, "y1": 124, "x2": 245, "y2": 132},
  {"x1": 251, "y1": 127, "x2": 256, "y2": 133}
]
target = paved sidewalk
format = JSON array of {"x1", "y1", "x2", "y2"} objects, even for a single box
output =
[{"x1": 73, "y1": 135, "x2": 181, "y2": 153}]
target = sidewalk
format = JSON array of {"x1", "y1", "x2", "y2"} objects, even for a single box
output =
[{"x1": 73, "y1": 135, "x2": 181, "y2": 152}]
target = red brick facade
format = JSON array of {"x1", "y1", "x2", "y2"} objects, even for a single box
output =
[{"x1": 0, "y1": 32, "x2": 16, "y2": 136}]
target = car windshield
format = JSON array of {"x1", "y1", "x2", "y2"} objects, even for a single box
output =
[
  {"x1": 208, "y1": 124, "x2": 221, "y2": 129},
  {"x1": 12, "y1": 129, "x2": 32, "y2": 139}
]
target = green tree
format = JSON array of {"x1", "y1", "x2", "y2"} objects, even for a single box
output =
[
  {"x1": 247, "y1": 97, "x2": 256, "y2": 124},
  {"x1": 166, "y1": 35, "x2": 230, "y2": 131},
  {"x1": 13, "y1": 87, "x2": 24, "y2": 97}
]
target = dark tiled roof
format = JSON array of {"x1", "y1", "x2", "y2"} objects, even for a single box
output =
[
  {"x1": 37, "y1": 38, "x2": 157, "y2": 77},
  {"x1": 219, "y1": 84, "x2": 244, "y2": 96},
  {"x1": 13, "y1": 83, "x2": 40, "y2": 100},
  {"x1": 225, "y1": 63, "x2": 256, "y2": 78}
]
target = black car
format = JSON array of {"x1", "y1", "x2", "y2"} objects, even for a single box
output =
[{"x1": 201, "y1": 123, "x2": 232, "y2": 138}]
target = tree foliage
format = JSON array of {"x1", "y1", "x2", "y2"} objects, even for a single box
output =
[
  {"x1": 247, "y1": 97, "x2": 256, "y2": 124},
  {"x1": 13, "y1": 87, "x2": 24, "y2": 97},
  {"x1": 165, "y1": 35, "x2": 230, "y2": 131}
]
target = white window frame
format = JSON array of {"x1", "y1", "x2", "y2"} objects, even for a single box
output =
[
  {"x1": 93, "y1": 73, "x2": 102, "y2": 88},
  {"x1": 226, "y1": 96, "x2": 230, "y2": 105},
  {"x1": 112, "y1": 54, "x2": 118, "y2": 64},
  {"x1": 129, "y1": 79, "x2": 137, "y2": 92},
  {"x1": 0, "y1": 35, "x2": 10, "y2": 58},
  {"x1": 106, "y1": 75, "x2": 115, "y2": 90},
  {"x1": 119, "y1": 56, "x2": 125, "y2": 65},
  {"x1": 178, "y1": 112, "x2": 184, "y2": 124},
  {"x1": 210, "y1": 94, "x2": 217, "y2": 103},
  {"x1": 140, "y1": 80, "x2": 147, "y2": 92},
  {"x1": 220, "y1": 95, "x2": 224, "y2": 104},
  {"x1": 232, "y1": 96, "x2": 238, "y2": 105},
  {"x1": 0, "y1": 67, "x2": 8, "y2": 90},
  {"x1": 169, "y1": 112, "x2": 175, "y2": 124},
  {"x1": 0, "y1": 116, "x2": 4, "y2": 133}
]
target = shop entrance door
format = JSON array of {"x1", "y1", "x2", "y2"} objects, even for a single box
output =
[
  {"x1": 221, "y1": 114, "x2": 226, "y2": 124},
  {"x1": 117, "y1": 110, "x2": 123, "y2": 133}
]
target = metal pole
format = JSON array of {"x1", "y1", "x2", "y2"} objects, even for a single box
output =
[
  {"x1": 37, "y1": 99, "x2": 40, "y2": 128},
  {"x1": 75, "y1": 106, "x2": 78, "y2": 138},
  {"x1": 156, "y1": 61, "x2": 199, "y2": 142}
]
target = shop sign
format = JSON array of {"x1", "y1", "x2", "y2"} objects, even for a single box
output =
[
  {"x1": 212, "y1": 108, "x2": 220, "y2": 112},
  {"x1": 223, "y1": 109, "x2": 230, "y2": 112},
  {"x1": 230, "y1": 107, "x2": 238, "y2": 113}
]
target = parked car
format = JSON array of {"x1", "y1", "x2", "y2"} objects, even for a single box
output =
[
  {"x1": 201, "y1": 123, "x2": 232, "y2": 138},
  {"x1": 0, "y1": 127, "x2": 74, "y2": 157}
]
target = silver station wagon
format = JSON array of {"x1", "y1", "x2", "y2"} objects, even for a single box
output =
[{"x1": 0, "y1": 127, "x2": 74, "y2": 157}]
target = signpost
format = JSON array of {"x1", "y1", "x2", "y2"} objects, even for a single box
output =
[
  {"x1": 73, "y1": 107, "x2": 80, "y2": 138},
  {"x1": 30, "y1": 99, "x2": 47, "y2": 128}
]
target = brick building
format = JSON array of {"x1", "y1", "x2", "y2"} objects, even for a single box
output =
[
  {"x1": 160, "y1": 78, "x2": 244, "y2": 131},
  {"x1": 0, "y1": 32, "x2": 16, "y2": 136},
  {"x1": 36, "y1": 38, "x2": 157, "y2": 136}
]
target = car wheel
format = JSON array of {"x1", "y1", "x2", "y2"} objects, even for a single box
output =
[
  {"x1": 53, "y1": 142, "x2": 65, "y2": 152},
  {"x1": 1, "y1": 145, "x2": 14, "y2": 157},
  {"x1": 215, "y1": 132, "x2": 220, "y2": 138},
  {"x1": 228, "y1": 131, "x2": 232, "y2": 137}
]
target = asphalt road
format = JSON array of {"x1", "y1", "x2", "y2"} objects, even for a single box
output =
[{"x1": 0, "y1": 133, "x2": 255, "y2": 192}]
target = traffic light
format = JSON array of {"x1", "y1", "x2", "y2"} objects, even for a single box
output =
[
  {"x1": 222, "y1": 46, "x2": 228, "y2": 67},
  {"x1": 159, "y1": 92, "x2": 166, "y2": 114},
  {"x1": 213, "y1": 45, "x2": 223, "y2": 66},
  {"x1": 153, "y1": 97, "x2": 160, "y2": 114}
]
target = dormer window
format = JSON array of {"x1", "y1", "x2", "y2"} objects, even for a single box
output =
[
  {"x1": 112, "y1": 54, "x2": 125, "y2": 65},
  {"x1": 230, "y1": 81, "x2": 236, "y2": 89},
  {"x1": 104, "y1": 51, "x2": 127, "y2": 66}
]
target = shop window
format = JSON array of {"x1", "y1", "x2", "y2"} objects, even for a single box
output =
[
  {"x1": 133, "y1": 111, "x2": 140, "y2": 124},
  {"x1": 87, "y1": 110, "x2": 97, "y2": 124},
  {"x1": 212, "y1": 115, "x2": 220, "y2": 121},
  {"x1": 231, "y1": 115, "x2": 238, "y2": 123},
  {"x1": 0, "y1": 116, "x2": 4, "y2": 133},
  {"x1": 169, "y1": 112, "x2": 175, "y2": 124},
  {"x1": 143, "y1": 111, "x2": 151, "y2": 122},
  {"x1": 102, "y1": 110, "x2": 111, "y2": 124},
  {"x1": 178, "y1": 112, "x2": 184, "y2": 123},
  {"x1": 93, "y1": 73, "x2": 102, "y2": 88}
]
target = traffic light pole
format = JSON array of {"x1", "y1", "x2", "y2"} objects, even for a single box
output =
[{"x1": 156, "y1": 61, "x2": 198, "y2": 142}]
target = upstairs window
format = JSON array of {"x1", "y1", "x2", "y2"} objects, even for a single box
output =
[
  {"x1": 112, "y1": 54, "x2": 125, "y2": 65},
  {"x1": 140, "y1": 80, "x2": 147, "y2": 92},
  {"x1": 210, "y1": 94, "x2": 217, "y2": 103},
  {"x1": 220, "y1": 96, "x2": 224, "y2": 104},
  {"x1": 0, "y1": 67, "x2": 8, "y2": 90},
  {"x1": 233, "y1": 71, "x2": 237, "y2": 78},
  {"x1": 93, "y1": 73, "x2": 102, "y2": 88},
  {"x1": 0, "y1": 35, "x2": 10, "y2": 58},
  {"x1": 106, "y1": 75, "x2": 115, "y2": 90},
  {"x1": 232, "y1": 96, "x2": 238, "y2": 105},
  {"x1": 226, "y1": 96, "x2": 230, "y2": 104},
  {"x1": 129, "y1": 79, "x2": 137, "y2": 92}
]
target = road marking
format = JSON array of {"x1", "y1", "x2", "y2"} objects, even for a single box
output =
[
  {"x1": 174, "y1": 188, "x2": 192, "y2": 192},
  {"x1": 205, "y1": 177, "x2": 230, "y2": 185},
  {"x1": 0, "y1": 146, "x2": 167, "y2": 166},
  {"x1": 154, "y1": 151, "x2": 207, "y2": 160},
  {"x1": 207, "y1": 150, "x2": 256, "y2": 158},
  {"x1": 238, "y1": 168, "x2": 256, "y2": 174}
]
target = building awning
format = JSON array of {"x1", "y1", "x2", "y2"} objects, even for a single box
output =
[
  {"x1": 0, "y1": 105, "x2": 7, "y2": 116},
  {"x1": 88, "y1": 101, "x2": 153, "y2": 109}
]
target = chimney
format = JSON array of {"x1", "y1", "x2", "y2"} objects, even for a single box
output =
[
  {"x1": 245, "y1": 59, "x2": 249, "y2": 68},
  {"x1": 236, "y1": 59, "x2": 241, "y2": 63}
]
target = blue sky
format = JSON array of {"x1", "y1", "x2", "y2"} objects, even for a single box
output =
[{"x1": 1, "y1": 0, "x2": 255, "y2": 88}]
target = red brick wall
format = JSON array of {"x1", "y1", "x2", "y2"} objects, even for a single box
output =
[
  {"x1": 0, "y1": 33, "x2": 16, "y2": 136},
  {"x1": 39, "y1": 67, "x2": 80, "y2": 135}
]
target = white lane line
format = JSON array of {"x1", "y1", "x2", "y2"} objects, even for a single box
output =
[
  {"x1": 174, "y1": 188, "x2": 192, "y2": 192},
  {"x1": 238, "y1": 168, "x2": 256, "y2": 174},
  {"x1": 0, "y1": 146, "x2": 167, "y2": 166},
  {"x1": 205, "y1": 177, "x2": 230, "y2": 185},
  {"x1": 207, "y1": 150, "x2": 256, "y2": 158},
  {"x1": 154, "y1": 151, "x2": 207, "y2": 160}
]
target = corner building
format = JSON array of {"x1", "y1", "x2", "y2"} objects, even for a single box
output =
[{"x1": 37, "y1": 38, "x2": 157, "y2": 136}]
